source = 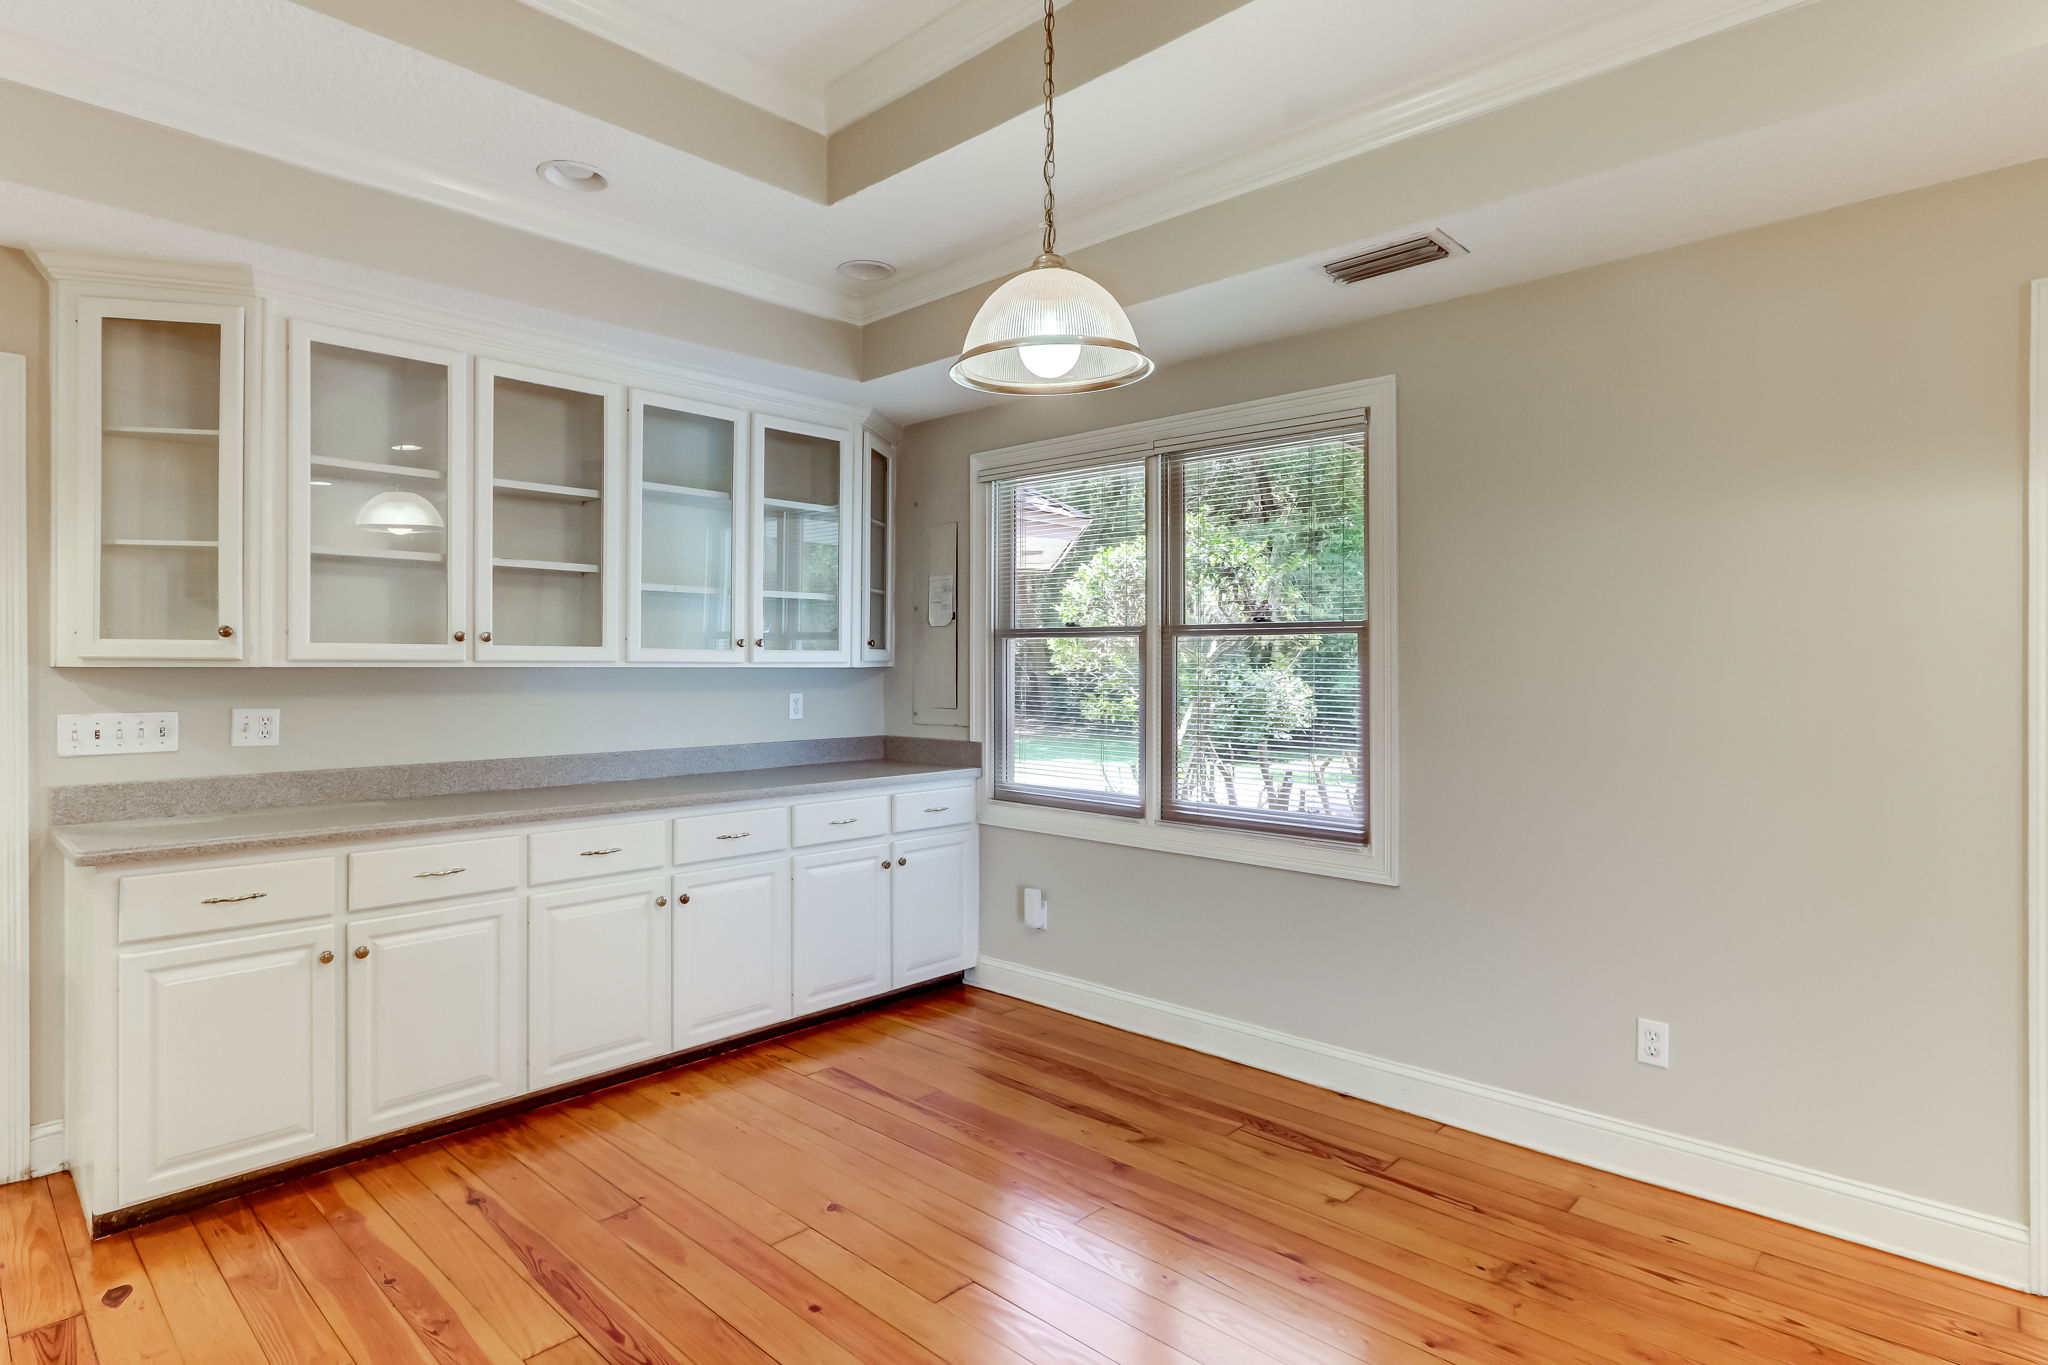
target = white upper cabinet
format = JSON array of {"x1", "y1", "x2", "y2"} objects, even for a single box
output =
[
  {"x1": 42, "y1": 254, "x2": 893, "y2": 669},
  {"x1": 751, "y1": 416, "x2": 854, "y2": 666},
  {"x1": 628, "y1": 390, "x2": 748, "y2": 664},
  {"x1": 859, "y1": 432, "x2": 896, "y2": 666},
  {"x1": 475, "y1": 360, "x2": 623, "y2": 662},
  {"x1": 287, "y1": 322, "x2": 471, "y2": 662},
  {"x1": 56, "y1": 296, "x2": 249, "y2": 664}
]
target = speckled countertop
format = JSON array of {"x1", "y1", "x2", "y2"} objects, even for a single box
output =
[{"x1": 53, "y1": 760, "x2": 980, "y2": 868}]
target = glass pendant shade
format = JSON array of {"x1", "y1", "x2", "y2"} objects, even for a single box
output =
[
  {"x1": 355, "y1": 489, "x2": 444, "y2": 537},
  {"x1": 951, "y1": 254, "x2": 1154, "y2": 396}
]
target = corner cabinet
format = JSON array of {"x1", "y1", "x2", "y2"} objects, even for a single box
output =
[{"x1": 36, "y1": 252, "x2": 896, "y2": 668}]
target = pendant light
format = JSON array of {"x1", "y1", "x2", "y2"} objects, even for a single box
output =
[
  {"x1": 950, "y1": 0, "x2": 1153, "y2": 395},
  {"x1": 355, "y1": 489, "x2": 444, "y2": 537}
]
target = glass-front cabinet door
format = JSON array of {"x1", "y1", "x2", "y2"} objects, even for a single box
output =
[
  {"x1": 61, "y1": 298, "x2": 246, "y2": 663},
  {"x1": 751, "y1": 416, "x2": 853, "y2": 664},
  {"x1": 627, "y1": 390, "x2": 746, "y2": 663},
  {"x1": 475, "y1": 360, "x2": 622, "y2": 662},
  {"x1": 858, "y1": 432, "x2": 895, "y2": 666},
  {"x1": 287, "y1": 323, "x2": 469, "y2": 661}
]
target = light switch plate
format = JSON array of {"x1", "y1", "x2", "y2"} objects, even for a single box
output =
[
  {"x1": 232, "y1": 708, "x2": 281, "y2": 747},
  {"x1": 57, "y1": 712, "x2": 179, "y2": 756}
]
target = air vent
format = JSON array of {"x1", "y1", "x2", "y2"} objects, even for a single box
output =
[{"x1": 1321, "y1": 230, "x2": 1466, "y2": 285}]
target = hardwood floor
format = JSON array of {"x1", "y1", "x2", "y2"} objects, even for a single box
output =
[{"x1": 3, "y1": 983, "x2": 2043, "y2": 1364}]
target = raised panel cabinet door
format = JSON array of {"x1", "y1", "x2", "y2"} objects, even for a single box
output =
[
  {"x1": 673, "y1": 857, "x2": 790, "y2": 1049},
  {"x1": 791, "y1": 843, "x2": 890, "y2": 1015},
  {"x1": 890, "y1": 829, "x2": 978, "y2": 987},
  {"x1": 117, "y1": 923, "x2": 340, "y2": 1207},
  {"x1": 528, "y1": 876, "x2": 671, "y2": 1087},
  {"x1": 345, "y1": 899, "x2": 524, "y2": 1140}
]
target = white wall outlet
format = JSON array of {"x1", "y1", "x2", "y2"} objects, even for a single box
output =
[
  {"x1": 787, "y1": 692, "x2": 804, "y2": 720},
  {"x1": 1022, "y1": 887, "x2": 1049, "y2": 930},
  {"x1": 232, "y1": 708, "x2": 281, "y2": 747},
  {"x1": 57, "y1": 712, "x2": 179, "y2": 756},
  {"x1": 1637, "y1": 1017, "x2": 1671, "y2": 1068}
]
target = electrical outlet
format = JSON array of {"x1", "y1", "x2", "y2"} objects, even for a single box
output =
[
  {"x1": 232, "y1": 708, "x2": 281, "y2": 747},
  {"x1": 56, "y1": 712, "x2": 179, "y2": 756},
  {"x1": 1637, "y1": 1018, "x2": 1671, "y2": 1068},
  {"x1": 787, "y1": 692, "x2": 804, "y2": 720},
  {"x1": 1022, "y1": 887, "x2": 1049, "y2": 930}
]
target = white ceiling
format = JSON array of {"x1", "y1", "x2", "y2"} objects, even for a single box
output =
[{"x1": 0, "y1": 0, "x2": 1818, "y2": 325}]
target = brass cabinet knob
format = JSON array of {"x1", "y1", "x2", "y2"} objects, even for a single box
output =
[
  {"x1": 453, "y1": 631, "x2": 465, "y2": 642},
  {"x1": 735, "y1": 638, "x2": 746, "y2": 647},
  {"x1": 656, "y1": 896, "x2": 667, "y2": 907},
  {"x1": 881, "y1": 859, "x2": 891, "y2": 870},
  {"x1": 479, "y1": 631, "x2": 492, "y2": 643},
  {"x1": 897, "y1": 857, "x2": 907, "y2": 866},
  {"x1": 353, "y1": 945, "x2": 369, "y2": 960},
  {"x1": 755, "y1": 637, "x2": 764, "y2": 648},
  {"x1": 679, "y1": 893, "x2": 691, "y2": 904},
  {"x1": 217, "y1": 625, "x2": 234, "y2": 638},
  {"x1": 318, "y1": 950, "x2": 334, "y2": 965}
]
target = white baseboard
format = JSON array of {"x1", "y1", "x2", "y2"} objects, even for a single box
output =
[
  {"x1": 28, "y1": 1120, "x2": 63, "y2": 1178},
  {"x1": 969, "y1": 957, "x2": 2032, "y2": 1291}
]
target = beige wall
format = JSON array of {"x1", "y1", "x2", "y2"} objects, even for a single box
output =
[
  {"x1": 0, "y1": 249, "x2": 884, "y2": 1123},
  {"x1": 887, "y1": 159, "x2": 2046, "y2": 1220}
]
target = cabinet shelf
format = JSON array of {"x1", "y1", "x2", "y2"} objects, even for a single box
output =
[
  {"x1": 104, "y1": 426, "x2": 219, "y2": 442},
  {"x1": 642, "y1": 481, "x2": 731, "y2": 502},
  {"x1": 312, "y1": 456, "x2": 444, "y2": 481},
  {"x1": 104, "y1": 539, "x2": 219, "y2": 550},
  {"x1": 762, "y1": 497, "x2": 836, "y2": 515},
  {"x1": 495, "y1": 478, "x2": 601, "y2": 501},
  {"x1": 494, "y1": 557, "x2": 601, "y2": 575},
  {"x1": 763, "y1": 589, "x2": 833, "y2": 601},
  {"x1": 312, "y1": 544, "x2": 446, "y2": 564},
  {"x1": 642, "y1": 583, "x2": 721, "y2": 596}
]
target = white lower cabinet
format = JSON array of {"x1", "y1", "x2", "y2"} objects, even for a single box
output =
[
  {"x1": 673, "y1": 857, "x2": 790, "y2": 1049},
  {"x1": 116, "y1": 923, "x2": 341, "y2": 1206},
  {"x1": 346, "y1": 899, "x2": 524, "y2": 1140},
  {"x1": 792, "y1": 842, "x2": 892, "y2": 1013},
  {"x1": 528, "y1": 876, "x2": 672, "y2": 1087},
  {"x1": 890, "y1": 828, "x2": 978, "y2": 987}
]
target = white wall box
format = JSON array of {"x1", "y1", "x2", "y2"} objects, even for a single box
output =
[
  {"x1": 859, "y1": 431, "x2": 896, "y2": 666},
  {"x1": 63, "y1": 777, "x2": 977, "y2": 1228},
  {"x1": 36, "y1": 251, "x2": 896, "y2": 669}
]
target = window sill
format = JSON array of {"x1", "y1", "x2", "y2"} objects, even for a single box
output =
[{"x1": 977, "y1": 796, "x2": 1398, "y2": 885}]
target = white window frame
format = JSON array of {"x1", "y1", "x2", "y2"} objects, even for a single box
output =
[{"x1": 969, "y1": 377, "x2": 1399, "y2": 885}]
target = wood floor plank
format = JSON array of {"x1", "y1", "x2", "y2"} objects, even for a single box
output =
[
  {"x1": 127, "y1": 1216, "x2": 268, "y2": 1365},
  {"x1": 67, "y1": 988, "x2": 2042, "y2": 1365},
  {"x1": 6, "y1": 1316, "x2": 95, "y2": 1365},
  {"x1": 188, "y1": 1199, "x2": 355, "y2": 1365},
  {"x1": 0, "y1": 1178, "x2": 82, "y2": 1333},
  {"x1": 47, "y1": 1178, "x2": 184, "y2": 1365}
]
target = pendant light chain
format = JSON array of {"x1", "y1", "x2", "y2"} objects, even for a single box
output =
[{"x1": 1041, "y1": 0, "x2": 1057, "y2": 257}]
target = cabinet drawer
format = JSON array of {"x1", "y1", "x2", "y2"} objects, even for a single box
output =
[
  {"x1": 118, "y1": 856, "x2": 337, "y2": 944},
  {"x1": 348, "y1": 837, "x2": 521, "y2": 911},
  {"x1": 673, "y1": 806, "x2": 789, "y2": 864},
  {"x1": 792, "y1": 795, "x2": 890, "y2": 847},
  {"x1": 891, "y1": 786, "x2": 975, "y2": 833},
  {"x1": 529, "y1": 820, "x2": 667, "y2": 886}
]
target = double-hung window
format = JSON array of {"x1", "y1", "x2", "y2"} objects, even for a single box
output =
[{"x1": 976, "y1": 380, "x2": 1398, "y2": 883}]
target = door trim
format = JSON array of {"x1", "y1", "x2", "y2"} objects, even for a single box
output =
[
  {"x1": 2030, "y1": 277, "x2": 2048, "y2": 1293},
  {"x1": 1, "y1": 352, "x2": 27, "y2": 1182}
]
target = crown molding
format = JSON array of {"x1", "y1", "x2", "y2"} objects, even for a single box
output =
[
  {"x1": 0, "y1": 25, "x2": 863, "y2": 325},
  {"x1": 512, "y1": 0, "x2": 830, "y2": 133},
  {"x1": 825, "y1": 0, "x2": 1080, "y2": 132},
  {"x1": 853, "y1": 0, "x2": 1820, "y2": 321}
]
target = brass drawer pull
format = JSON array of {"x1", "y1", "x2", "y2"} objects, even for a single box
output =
[
  {"x1": 413, "y1": 867, "x2": 466, "y2": 879},
  {"x1": 580, "y1": 847, "x2": 622, "y2": 857},
  {"x1": 714, "y1": 832, "x2": 751, "y2": 841},
  {"x1": 200, "y1": 892, "x2": 267, "y2": 905},
  {"x1": 828, "y1": 818, "x2": 859, "y2": 826}
]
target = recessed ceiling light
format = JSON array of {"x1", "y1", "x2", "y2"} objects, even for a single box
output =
[
  {"x1": 536, "y1": 160, "x2": 608, "y2": 192},
  {"x1": 837, "y1": 260, "x2": 896, "y2": 282}
]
